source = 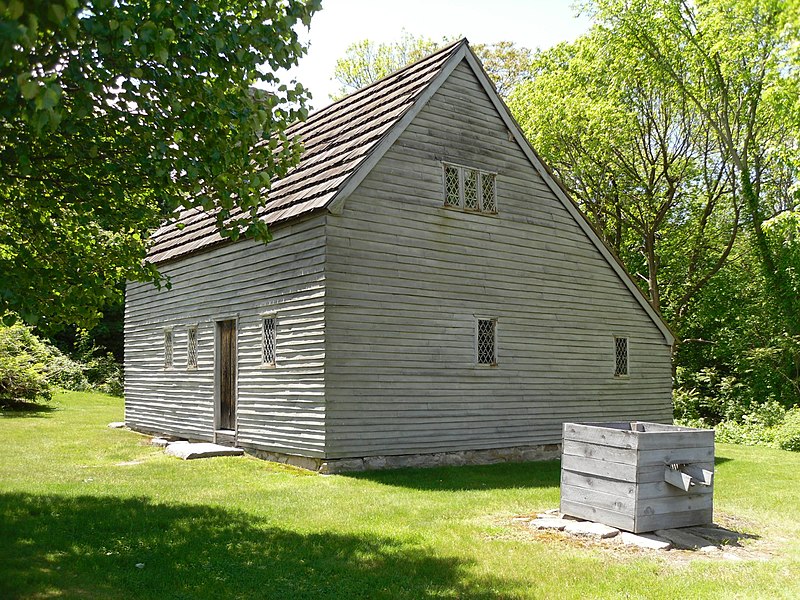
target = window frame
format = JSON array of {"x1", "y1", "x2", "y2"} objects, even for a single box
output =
[
  {"x1": 186, "y1": 324, "x2": 199, "y2": 370},
  {"x1": 475, "y1": 317, "x2": 498, "y2": 367},
  {"x1": 261, "y1": 313, "x2": 277, "y2": 368},
  {"x1": 441, "y1": 162, "x2": 497, "y2": 214},
  {"x1": 613, "y1": 335, "x2": 629, "y2": 378},
  {"x1": 163, "y1": 328, "x2": 174, "y2": 369}
]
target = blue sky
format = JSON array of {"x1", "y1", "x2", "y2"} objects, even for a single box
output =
[{"x1": 285, "y1": 0, "x2": 592, "y2": 109}]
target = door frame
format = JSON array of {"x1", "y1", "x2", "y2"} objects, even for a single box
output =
[{"x1": 214, "y1": 316, "x2": 238, "y2": 433}]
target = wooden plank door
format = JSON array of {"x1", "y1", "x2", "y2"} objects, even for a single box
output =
[{"x1": 217, "y1": 320, "x2": 237, "y2": 430}]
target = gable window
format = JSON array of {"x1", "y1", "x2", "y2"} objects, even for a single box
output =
[
  {"x1": 262, "y1": 316, "x2": 277, "y2": 367},
  {"x1": 442, "y1": 163, "x2": 497, "y2": 213},
  {"x1": 614, "y1": 336, "x2": 628, "y2": 377},
  {"x1": 164, "y1": 329, "x2": 173, "y2": 369},
  {"x1": 444, "y1": 164, "x2": 461, "y2": 207},
  {"x1": 187, "y1": 326, "x2": 198, "y2": 369},
  {"x1": 476, "y1": 318, "x2": 497, "y2": 366}
]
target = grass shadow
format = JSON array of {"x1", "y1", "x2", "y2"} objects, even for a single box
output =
[
  {"x1": 0, "y1": 492, "x2": 509, "y2": 599},
  {"x1": 0, "y1": 401, "x2": 58, "y2": 418},
  {"x1": 344, "y1": 460, "x2": 561, "y2": 492},
  {"x1": 714, "y1": 456, "x2": 733, "y2": 466}
]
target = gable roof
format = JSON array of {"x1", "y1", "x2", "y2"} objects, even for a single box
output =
[
  {"x1": 146, "y1": 39, "x2": 674, "y2": 346},
  {"x1": 146, "y1": 38, "x2": 468, "y2": 265}
]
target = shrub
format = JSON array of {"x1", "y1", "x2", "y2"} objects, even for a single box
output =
[
  {"x1": 73, "y1": 331, "x2": 124, "y2": 397},
  {"x1": 774, "y1": 407, "x2": 800, "y2": 452},
  {"x1": 0, "y1": 345, "x2": 52, "y2": 404},
  {"x1": 672, "y1": 367, "x2": 751, "y2": 424},
  {"x1": 714, "y1": 420, "x2": 775, "y2": 447},
  {"x1": 0, "y1": 321, "x2": 92, "y2": 405},
  {"x1": 0, "y1": 323, "x2": 53, "y2": 404}
]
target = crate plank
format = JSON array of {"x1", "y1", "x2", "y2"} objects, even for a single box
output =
[
  {"x1": 560, "y1": 499, "x2": 635, "y2": 532},
  {"x1": 561, "y1": 484, "x2": 635, "y2": 513},
  {"x1": 637, "y1": 445, "x2": 715, "y2": 466},
  {"x1": 636, "y1": 508, "x2": 714, "y2": 532},
  {"x1": 562, "y1": 439, "x2": 639, "y2": 465},
  {"x1": 637, "y1": 480, "x2": 713, "y2": 500},
  {"x1": 561, "y1": 454, "x2": 639, "y2": 482},
  {"x1": 638, "y1": 493, "x2": 714, "y2": 517},
  {"x1": 562, "y1": 423, "x2": 638, "y2": 450},
  {"x1": 560, "y1": 470, "x2": 636, "y2": 498}
]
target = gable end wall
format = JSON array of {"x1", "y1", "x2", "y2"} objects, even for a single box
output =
[{"x1": 323, "y1": 60, "x2": 673, "y2": 459}]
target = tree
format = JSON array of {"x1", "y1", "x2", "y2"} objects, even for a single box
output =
[
  {"x1": 0, "y1": 0, "x2": 321, "y2": 328},
  {"x1": 590, "y1": 0, "x2": 800, "y2": 347},
  {"x1": 331, "y1": 32, "x2": 531, "y2": 100},
  {"x1": 331, "y1": 30, "x2": 445, "y2": 100},
  {"x1": 470, "y1": 40, "x2": 532, "y2": 98},
  {"x1": 508, "y1": 30, "x2": 740, "y2": 332}
]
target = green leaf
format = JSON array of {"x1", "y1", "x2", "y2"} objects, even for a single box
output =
[
  {"x1": 19, "y1": 80, "x2": 39, "y2": 100},
  {"x1": 35, "y1": 85, "x2": 61, "y2": 110},
  {"x1": 7, "y1": 0, "x2": 24, "y2": 20},
  {"x1": 49, "y1": 3, "x2": 65, "y2": 23}
]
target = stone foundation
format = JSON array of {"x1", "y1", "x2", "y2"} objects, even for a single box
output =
[
  {"x1": 128, "y1": 423, "x2": 561, "y2": 474},
  {"x1": 318, "y1": 444, "x2": 562, "y2": 474},
  {"x1": 245, "y1": 447, "x2": 327, "y2": 472},
  {"x1": 245, "y1": 444, "x2": 561, "y2": 474}
]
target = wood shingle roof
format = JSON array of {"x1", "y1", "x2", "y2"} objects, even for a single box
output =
[{"x1": 146, "y1": 39, "x2": 468, "y2": 264}]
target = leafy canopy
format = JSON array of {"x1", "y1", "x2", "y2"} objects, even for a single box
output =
[
  {"x1": 0, "y1": 0, "x2": 320, "y2": 328},
  {"x1": 331, "y1": 31, "x2": 532, "y2": 100}
]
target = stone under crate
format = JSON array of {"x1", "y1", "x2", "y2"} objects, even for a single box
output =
[{"x1": 560, "y1": 422, "x2": 715, "y2": 534}]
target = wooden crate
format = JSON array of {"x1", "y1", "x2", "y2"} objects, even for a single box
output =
[{"x1": 560, "y1": 422, "x2": 715, "y2": 533}]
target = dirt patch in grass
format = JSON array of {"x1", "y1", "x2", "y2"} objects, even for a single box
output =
[{"x1": 488, "y1": 511, "x2": 782, "y2": 565}]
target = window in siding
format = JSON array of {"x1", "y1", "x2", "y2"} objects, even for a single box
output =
[
  {"x1": 464, "y1": 167, "x2": 479, "y2": 210},
  {"x1": 164, "y1": 329, "x2": 173, "y2": 369},
  {"x1": 442, "y1": 163, "x2": 497, "y2": 213},
  {"x1": 614, "y1": 336, "x2": 629, "y2": 377},
  {"x1": 187, "y1": 326, "x2": 198, "y2": 369},
  {"x1": 477, "y1": 318, "x2": 497, "y2": 366},
  {"x1": 481, "y1": 172, "x2": 496, "y2": 212},
  {"x1": 262, "y1": 316, "x2": 277, "y2": 367},
  {"x1": 444, "y1": 164, "x2": 461, "y2": 207}
]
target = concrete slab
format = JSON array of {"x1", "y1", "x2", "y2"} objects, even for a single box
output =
[
  {"x1": 655, "y1": 528, "x2": 719, "y2": 552},
  {"x1": 165, "y1": 442, "x2": 244, "y2": 460},
  {"x1": 565, "y1": 521, "x2": 619, "y2": 539},
  {"x1": 150, "y1": 437, "x2": 170, "y2": 447},
  {"x1": 107, "y1": 422, "x2": 126, "y2": 429},
  {"x1": 619, "y1": 531, "x2": 672, "y2": 550},
  {"x1": 529, "y1": 518, "x2": 569, "y2": 531}
]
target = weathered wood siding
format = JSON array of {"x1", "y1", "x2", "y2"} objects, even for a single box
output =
[
  {"x1": 125, "y1": 215, "x2": 327, "y2": 457},
  {"x1": 560, "y1": 423, "x2": 714, "y2": 533},
  {"x1": 323, "y1": 60, "x2": 673, "y2": 458}
]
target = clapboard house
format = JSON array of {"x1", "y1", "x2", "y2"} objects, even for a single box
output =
[{"x1": 124, "y1": 39, "x2": 675, "y2": 472}]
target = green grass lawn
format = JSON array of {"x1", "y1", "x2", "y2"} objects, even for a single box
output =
[{"x1": 1, "y1": 391, "x2": 799, "y2": 599}]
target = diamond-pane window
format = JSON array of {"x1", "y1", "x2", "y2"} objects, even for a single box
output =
[
  {"x1": 477, "y1": 319, "x2": 497, "y2": 365},
  {"x1": 187, "y1": 326, "x2": 198, "y2": 369},
  {"x1": 164, "y1": 330, "x2": 173, "y2": 368},
  {"x1": 443, "y1": 163, "x2": 496, "y2": 213},
  {"x1": 444, "y1": 165, "x2": 460, "y2": 207},
  {"x1": 464, "y1": 168, "x2": 479, "y2": 210},
  {"x1": 481, "y1": 173, "x2": 496, "y2": 212},
  {"x1": 262, "y1": 317, "x2": 276, "y2": 366},
  {"x1": 614, "y1": 336, "x2": 628, "y2": 376}
]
